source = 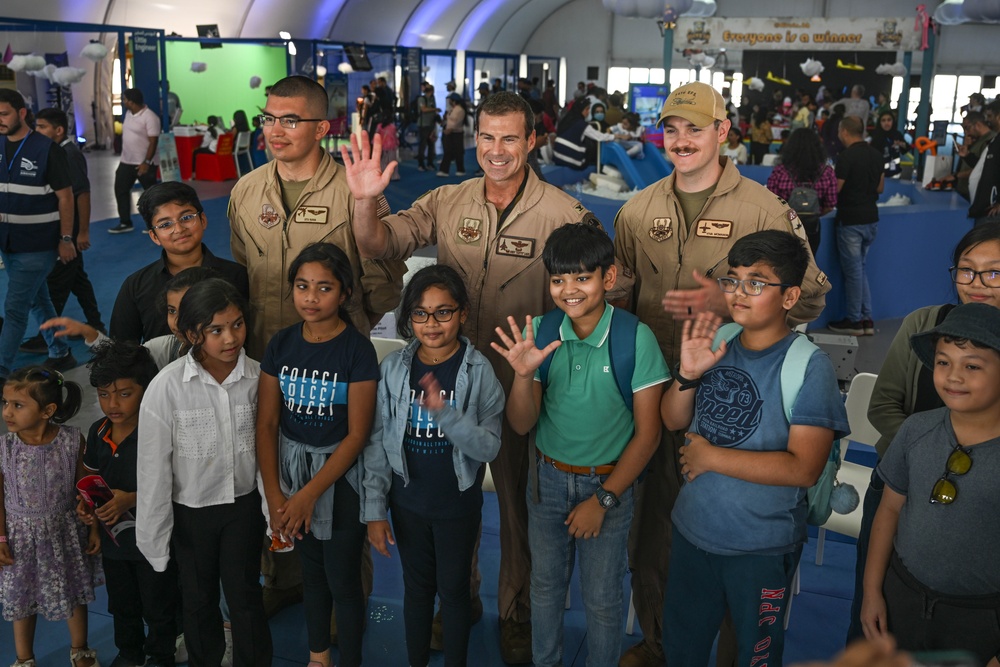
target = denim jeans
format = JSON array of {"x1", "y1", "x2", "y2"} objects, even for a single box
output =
[
  {"x1": 528, "y1": 459, "x2": 634, "y2": 667},
  {"x1": 0, "y1": 249, "x2": 70, "y2": 377},
  {"x1": 836, "y1": 222, "x2": 878, "y2": 321}
]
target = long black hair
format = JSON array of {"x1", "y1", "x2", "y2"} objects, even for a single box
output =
[{"x1": 778, "y1": 128, "x2": 828, "y2": 184}]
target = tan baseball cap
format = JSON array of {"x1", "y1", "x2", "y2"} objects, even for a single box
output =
[{"x1": 656, "y1": 82, "x2": 727, "y2": 128}]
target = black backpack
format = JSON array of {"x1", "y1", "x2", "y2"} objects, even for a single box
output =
[{"x1": 788, "y1": 183, "x2": 821, "y2": 220}]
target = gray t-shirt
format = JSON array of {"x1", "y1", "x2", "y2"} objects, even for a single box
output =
[{"x1": 878, "y1": 408, "x2": 1000, "y2": 595}]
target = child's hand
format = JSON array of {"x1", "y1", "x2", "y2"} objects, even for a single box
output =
[
  {"x1": 860, "y1": 591, "x2": 889, "y2": 641},
  {"x1": 85, "y1": 524, "x2": 101, "y2": 556},
  {"x1": 491, "y1": 315, "x2": 561, "y2": 379},
  {"x1": 75, "y1": 496, "x2": 95, "y2": 526},
  {"x1": 367, "y1": 520, "x2": 396, "y2": 558},
  {"x1": 565, "y1": 496, "x2": 606, "y2": 540},
  {"x1": 277, "y1": 489, "x2": 318, "y2": 540},
  {"x1": 94, "y1": 489, "x2": 135, "y2": 526},
  {"x1": 418, "y1": 373, "x2": 447, "y2": 411},
  {"x1": 265, "y1": 491, "x2": 289, "y2": 536},
  {"x1": 40, "y1": 317, "x2": 99, "y2": 344},
  {"x1": 678, "y1": 312, "x2": 727, "y2": 380},
  {"x1": 0, "y1": 542, "x2": 13, "y2": 568},
  {"x1": 679, "y1": 433, "x2": 717, "y2": 481}
]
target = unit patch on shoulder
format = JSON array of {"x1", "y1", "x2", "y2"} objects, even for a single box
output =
[
  {"x1": 458, "y1": 218, "x2": 483, "y2": 243},
  {"x1": 259, "y1": 204, "x2": 282, "y2": 229},
  {"x1": 816, "y1": 271, "x2": 828, "y2": 286},
  {"x1": 293, "y1": 206, "x2": 329, "y2": 224},
  {"x1": 695, "y1": 219, "x2": 733, "y2": 239},
  {"x1": 649, "y1": 217, "x2": 673, "y2": 242},
  {"x1": 496, "y1": 235, "x2": 535, "y2": 258},
  {"x1": 787, "y1": 210, "x2": 798, "y2": 222}
]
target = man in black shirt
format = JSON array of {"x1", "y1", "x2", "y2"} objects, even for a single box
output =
[
  {"x1": 828, "y1": 116, "x2": 885, "y2": 336},
  {"x1": 109, "y1": 182, "x2": 249, "y2": 343},
  {"x1": 968, "y1": 100, "x2": 1000, "y2": 225}
]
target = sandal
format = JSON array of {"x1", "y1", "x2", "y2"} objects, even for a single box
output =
[
  {"x1": 11, "y1": 659, "x2": 36, "y2": 667},
  {"x1": 69, "y1": 648, "x2": 100, "y2": 667}
]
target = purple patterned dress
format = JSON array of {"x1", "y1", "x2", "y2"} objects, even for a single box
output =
[{"x1": 0, "y1": 425, "x2": 102, "y2": 621}]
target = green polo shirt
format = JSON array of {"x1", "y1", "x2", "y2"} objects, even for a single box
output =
[{"x1": 532, "y1": 303, "x2": 670, "y2": 467}]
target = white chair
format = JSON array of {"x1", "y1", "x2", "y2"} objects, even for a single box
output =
[
  {"x1": 814, "y1": 372, "x2": 879, "y2": 565},
  {"x1": 234, "y1": 130, "x2": 253, "y2": 177},
  {"x1": 371, "y1": 336, "x2": 406, "y2": 364}
]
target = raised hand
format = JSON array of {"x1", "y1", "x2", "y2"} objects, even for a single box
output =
[
  {"x1": 662, "y1": 269, "x2": 728, "y2": 320},
  {"x1": 339, "y1": 130, "x2": 397, "y2": 200},
  {"x1": 490, "y1": 315, "x2": 561, "y2": 379},
  {"x1": 678, "y1": 311, "x2": 728, "y2": 380},
  {"x1": 418, "y1": 373, "x2": 447, "y2": 411}
]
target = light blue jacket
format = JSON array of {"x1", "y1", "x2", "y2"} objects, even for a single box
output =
[{"x1": 361, "y1": 337, "x2": 505, "y2": 523}]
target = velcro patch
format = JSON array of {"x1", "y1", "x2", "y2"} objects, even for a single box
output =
[
  {"x1": 496, "y1": 235, "x2": 535, "y2": 258},
  {"x1": 694, "y1": 219, "x2": 733, "y2": 239},
  {"x1": 293, "y1": 206, "x2": 329, "y2": 224}
]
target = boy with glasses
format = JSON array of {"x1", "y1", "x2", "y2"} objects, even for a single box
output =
[
  {"x1": 862, "y1": 302, "x2": 1000, "y2": 666},
  {"x1": 660, "y1": 230, "x2": 848, "y2": 667}
]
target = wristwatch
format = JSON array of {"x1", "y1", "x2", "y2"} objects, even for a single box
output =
[
  {"x1": 59, "y1": 235, "x2": 74, "y2": 243},
  {"x1": 595, "y1": 485, "x2": 620, "y2": 510}
]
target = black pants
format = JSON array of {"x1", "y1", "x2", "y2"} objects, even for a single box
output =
[
  {"x1": 114, "y1": 162, "x2": 157, "y2": 226},
  {"x1": 47, "y1": 254, "x2": 104, "y2": 328},
  {"x1": 417, "y1": 126, "x2": 437, "y2": 168},
  {"x1": 750, "y1": 141, "x2": 770, "y2": 165},
  {"x1": 392, "y1": 504, "x2": 480, "y2": 667},
  {"x1": 191, "y1": 147, "x2": 214, "y2": 175},
  {"x1": 438, "y1": 133, "x2": 465, "y2": 174},
  {"x1": 103, "y1": 555, "x2": 178, "y2": 664},
  {"x1": 173, "y1": 490, "x2": 272, "y2": 667},
  {"x1": 298, "y1": 479, "x2": 366, "y2": 665}
]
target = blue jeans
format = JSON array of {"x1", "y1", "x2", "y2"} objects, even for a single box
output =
[
  {"x1": 527, "y1": 459, "x2": 634, "y2": 667},
  {"x1": 0, "y1": 249, "x2": 70, "y2": 377},
  {"x1": 836, "y1": 223, "x2": 878, "y2": 321}
]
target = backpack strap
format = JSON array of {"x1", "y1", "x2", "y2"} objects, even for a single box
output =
[
  {"x1": 535, "y1": 308, "x2": 565, "y2": 388},
  {"x1": 711, "y1": 322, "x2": 744, "y2": 351},
  {"x1": 779, "y1": 334, "x2": 821, "y2": 422},
  {"x1": 607, "y1": 308, "x2": 639, "y2": 412}
]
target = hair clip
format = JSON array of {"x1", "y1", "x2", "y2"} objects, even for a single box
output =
[{"x1": 34, "y1": 368, "x2": 64, "y2": 385}]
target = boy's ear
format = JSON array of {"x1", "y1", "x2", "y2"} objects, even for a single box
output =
[
  {"x1": 602, "y1": 263, "x2": 618, "y2": 291},
  {"x1": 782, "y1": 285, "x2": 802, "y2": 312}
]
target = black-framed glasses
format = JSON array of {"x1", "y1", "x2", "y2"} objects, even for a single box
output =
[
  {"x1": 929, "y1": 443, "x2": 972, "y2": 505},
  {"x1": 717, "y1": 277, "x2": 793, "y2": 296},
  {"x1": 949, "y1": 266, "x2": 1000, "y2": 288},
  {"x1": 152, "y1": 212, "x2": 202, "y2": 233},
  {"x1": 410, "y1": 309, "x2": 457, "y2": 324},
  {"x1": 257, "y1": 113, "x2": 325, "y2": 129}
]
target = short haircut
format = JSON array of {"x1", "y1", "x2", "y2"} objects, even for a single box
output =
[
  {"x1": 137, "y1": 182, "x2": 204, "y2": 229},
  {"x1": 839, "y1": 115, "x2": 864, "y2": 137},
  {"x1": 852, "y1": 84, "x2": 865, "y2": 97},
  {"x1": 543, "y1": 222, "x2": 614, "y2": 275},
  {"x1": 987, "y1": 99, "x2": 1000, "y2": 116},
  {"x1": 286, "y1": 242, "x2": 356, "y2": 328},
  {"x1": 268, "y1": 75, "x2": 329, "y2": 117},
  {"x1": 88, "y1": 339, "x2": 159, "y2": 389},
  {"x1": 965, "y1": 110, "x2": 986, "y2": 127},
  {"x1": 476, "y1": 91, "x2": 534, "y2": 138},
  {"x1": 123, "y1": 88, "x2": 144, "y2": 106},
  {"x1": 0, "y1": 89, "x2": 26, "y2": 110},
  {"x1": 36, "y1": 107, "x2": 68, "y2": 132},
  {"x1": 396, "y1": 264, "x2": 470, "y2": 339},
  {"x1": 727, "y1": 230, "x2": 809, "y2": 290},
  {"x1": 176, "y1": 278, "x2": 250, "y2": 361}
]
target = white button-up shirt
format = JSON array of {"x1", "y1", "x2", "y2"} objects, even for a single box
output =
[{"x1": 136, "y1": 350, "x2": 260, "y2": 572}]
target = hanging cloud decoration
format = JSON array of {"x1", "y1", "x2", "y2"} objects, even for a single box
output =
[
  {"x1": 80, "y1": 42, "x2": 109, "y2": 62},
  {"x1": 337, "y1": 62, "x2": 353, "y2": 74},
  {"x1": 191, "y1": 62, "x2": 207, "y2": 73},
  {"x1": 8, "y1": 54, "x2": 46, "y2": 72},
  {"x1": 685, "y1": 0, "x2": 717, "y2": 18},
  {"x1": 689, "y1": 52, "x2": 715, "y2": 68},
  {"x1": 745, "y1": 77, "x2": 765, "y2": 92},
  {"x1": 27, "y1": 64, "x2": 58, "y2": 83},
  {"x1": 800, "y1": 58, "x2": 824, "y2": 77},
  {"x1": 51, "y1": 67, "x2": 87, "y2": 86},
  {"x1": 934, "y1": 0, "x2": 967, "y2": 24},
  {"x1": 250, "y1": 75, "x2": 262, "y2": 89},
  {"x1": 602, "y1": 0, "x2": 701, "y2": 20},
  {"x1": 876, "y1": 62, "x2": 908, "y2": 76},
  {"x1": 961, "y1": 0, "x2": 1000, "y2": 22}
]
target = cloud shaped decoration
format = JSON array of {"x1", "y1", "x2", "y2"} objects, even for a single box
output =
[
  {"x1": 338, "y1": 62, "x2": 354, "y2": 74},
  {"x1": 876, "y1": 62, "x2": 908, "y2": 76},
  {"x1": 51, "y1": 67, "x2": 87, "y2": 86},
  {"x1": 800, "y1": 58, "x2": 824, "y2": 77},
  {"x1": 689, "y1": 52, "x2": 715, "y2": 68},
  {"x1": 80, "y1": 43, "x2": 109, "y2": 62},
  {"x1": 745, "y1": 77, "x2": 765, "y2": 92},
  {"x1": 191, "y1": 62, "x2": 207, "y2": 73},
  {"x1": 933, "y1": 0, "x2": 1000, "y2": 25},
  {"x1": 250, "y1": 75, "x2": 262, "y2": 89},
  {"x1": 8, "y1": 54, "x2": 46, "y2": 72},
  {"x1": 602, "y1": 0, "x2": 716, "y2": 20}
]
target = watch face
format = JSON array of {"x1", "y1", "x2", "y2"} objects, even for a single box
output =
[{"x1": 599, "y1": 492, "x2": 616, "y2": 509}]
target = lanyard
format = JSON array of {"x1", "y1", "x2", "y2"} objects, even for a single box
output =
[{"x1": 2, "y1": 130, "x2": 32, "y2": 182}]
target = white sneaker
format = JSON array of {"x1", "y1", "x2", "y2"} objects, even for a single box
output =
[
  {"x1": 220, "y1": 627, "x2": 233, "y2": 667},
  {"x1": 174, "y1": 634, "x2": 188, "y2": 663}
]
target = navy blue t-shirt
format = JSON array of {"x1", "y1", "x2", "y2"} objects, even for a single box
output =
[
  {"x1": 82, "y1": 419, "x2": 141, "y2": 560},
  {"x1": 261, "y1": 323, "x2": 379, "y2": 445},
  {"x1": 390, "y1": 342, "x2": 484, "y2": 519}
]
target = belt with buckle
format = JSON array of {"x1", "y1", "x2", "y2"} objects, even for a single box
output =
[{"x1": 535, "y1": 447, "x2": 616, "y2": 475}]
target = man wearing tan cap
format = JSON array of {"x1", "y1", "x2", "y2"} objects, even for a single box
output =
[{"x1": 612, "y1": 81, "x2": 830, "y2": 667}]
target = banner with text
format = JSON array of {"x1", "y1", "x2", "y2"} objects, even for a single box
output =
[{"x1": 675, "y1": 17, "x2": 921, "y2": 52}]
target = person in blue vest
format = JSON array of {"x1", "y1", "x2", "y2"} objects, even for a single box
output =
[
  {"x1": 0, "y1": 89, "x2": 78, "y2": 384},
  {"x1": 552, "y1": 96, "x2": 614, "y2": 170}
]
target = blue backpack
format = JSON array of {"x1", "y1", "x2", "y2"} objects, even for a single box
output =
[
  {"x1": 711, "y1": 323, "x2": 844, "y2": 526},
  {"x1": 535, "y1": 306, "x2": 639, "y2": 411}
]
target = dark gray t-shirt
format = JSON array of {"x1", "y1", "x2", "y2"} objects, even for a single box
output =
[{"x1": 878, "y1": 408, "x2": 1000, "y2": 595}]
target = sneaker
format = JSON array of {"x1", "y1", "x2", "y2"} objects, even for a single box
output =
[
  {"x1": 862, "y1": 318, "x2": 875, "y2": 336},
  {"x1": 108, "y1": 223, "x2": 134, "y2": 234},
  {"x1": 827, "y1": 318, "x2": 864, "y2": 336},
  {"x1": 431, "y1": 595, "x2": 482, "y2": 650},
  {"x1": 417, "y1": 166, "x2": 427, "y2": 172},
  {"x1": 18, "y1": 335, "x2": 47, "y2": 355},
  {"x1": 436, "y1": 171, "x2": 448, "y2": 177},
  {"x1": 499, "y1": 617, "x2": 532, "y2": 664},
  {"x1": 455, "y1": 171, "x2": 466, "y2": 176},
  {"x1": 43, "y1": 352, "x2": 77, "y2": 372},
  {"x1": 619, "y1": 640, "x2": 665, "y2": 667},
  {"x1": 174, "y1": 634, "x2": 187, "y2": 663}
]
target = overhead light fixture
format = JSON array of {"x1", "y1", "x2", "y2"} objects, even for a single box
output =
[{"x1": 279, "y1": 31, "x2": 291, "y2": 40}]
